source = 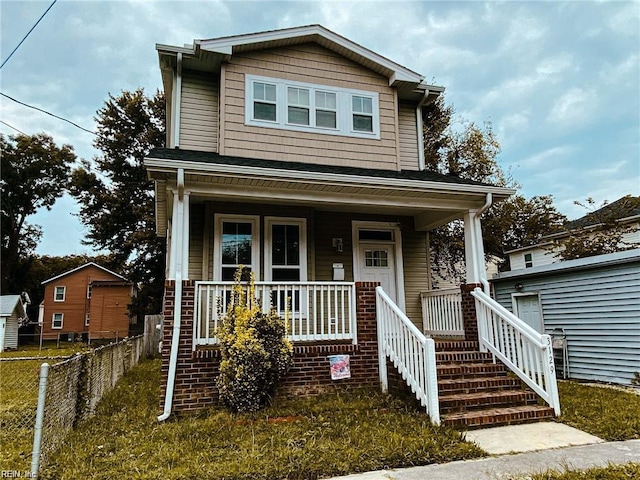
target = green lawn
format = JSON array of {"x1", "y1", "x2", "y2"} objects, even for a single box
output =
[
  {"x1": 39, "y1": 360, "x2": 484, "y2": 480},
  {"x1": 0, "y1": 359, "x2": 43, "y2": 469},
  {"x1": 34, "y1": 363, "x2": 640, "y2": 479},
  {"x1": 556, "y1": 381, "x2": 640, "y2": 441}
]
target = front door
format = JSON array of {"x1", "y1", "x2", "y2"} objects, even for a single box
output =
[
  {"x1": 514, "y1": 294, "x2": 543, "y2": 333},
  {"x1": 358, "y1": 244, "x2": 397, "y2": 303}
]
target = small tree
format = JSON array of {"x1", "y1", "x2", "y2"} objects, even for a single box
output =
[
  {"x1": 216, "y1": 270, "x2": 293, "y2": 413},
  {"x1": 553, "y1": 197, "x2": 640, "y2": 261}
]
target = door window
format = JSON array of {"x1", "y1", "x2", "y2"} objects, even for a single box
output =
[{"x1": 364, "y1": 250, "x2": 388, "y2": 267}]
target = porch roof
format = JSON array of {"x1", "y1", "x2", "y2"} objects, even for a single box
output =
[{"x1": 145, "y1": 148, "x2": 514, "y2": 236}]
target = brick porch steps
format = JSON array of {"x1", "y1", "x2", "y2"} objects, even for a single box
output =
[
  {"x1": 435, "y1": 340, "x2": 556, "y2": 429},
  {"x1": 442, "y1": 405, "x2": 555, "y2": 429}
]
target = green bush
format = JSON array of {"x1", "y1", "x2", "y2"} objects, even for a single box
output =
[{"x1": 216, "y1": 270, "x2": 293, "y2": 413}]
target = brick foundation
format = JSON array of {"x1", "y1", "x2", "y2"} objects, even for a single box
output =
[
  {"x1": 159, "y1": 281, "x2": 382, "y2": 414},
  {"x1": 460, "y1": 283, "x2": 481, "y2": 342}
]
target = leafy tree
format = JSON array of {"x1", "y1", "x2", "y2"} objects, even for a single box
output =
[
  {"x1": 423, "y1": 97, "x2": 566, "y2": 282},
  {"x1": 70, "y1": 89, "x2": 166, "y2": 318},
  {"x1": 553, "y1": 196, "x2": 640, "y2": 261},
  {"x1": 0, "y1": 133, "x2": 76, "y2": 293}
]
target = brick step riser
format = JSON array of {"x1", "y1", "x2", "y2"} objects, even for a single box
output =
[
  {"x1": 439, "y1": 394, "x2": 538, "y2": 414},
  {"x1": 434, "y1": 341, "x2": 480, "y2": 352},
  {"x1": 442, "y1": 409, "x2": 554, "y2": 429},
  {"x1": 437, "y1": 380, "x2": 523, "y2": 395},
  {"x1": 436, "y1": 352, "x2": 493, "y2": 363},
  {"x1": 437, "y1": 365, "x2": 509, "y2": 379}
]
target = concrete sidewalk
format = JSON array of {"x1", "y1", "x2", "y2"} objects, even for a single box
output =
[{"x1": 324, "y1": 424, "x2": 640, "y2": 480}]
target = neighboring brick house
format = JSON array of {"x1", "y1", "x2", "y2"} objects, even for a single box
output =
[
  {"x1": 145, "y1": 25, "x2": 560, "y2": 427},
  {"x1": 38, "y1": 263, "x2": 134, "y2": 340}
]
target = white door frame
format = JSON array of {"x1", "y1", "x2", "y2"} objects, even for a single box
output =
[
  {"x1": 352, "y1": 221, "x2": 406, "y2": 311},
  {"x1": 512, "y1": 292, "x2": 544, "y2": 333}
]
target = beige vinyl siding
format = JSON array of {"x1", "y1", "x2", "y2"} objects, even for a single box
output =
[
  {"x1": 189, "y1": 204, "x2": 204, "y2": 280},
  {"x1": 222, "y1": 43, "x2": 399, "y2": 170},
  {"x1": 401, "y1": 221, "x2": 429, "y2": 327},
  {"x1": 314, "y1": 212, "x2": 355, "y2": 282},
  {"x1": 179, "y1": 71, "x2": 219, "y2": 152},
  {"x1": 398, "y1": 103, "x2": 419, "y2": 171}
]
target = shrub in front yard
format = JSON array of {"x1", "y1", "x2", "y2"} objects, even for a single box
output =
[{"x1": 216, "y1": 271, "x2": 293, "y2": 413}]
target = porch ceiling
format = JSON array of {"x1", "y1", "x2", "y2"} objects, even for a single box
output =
[{"x1": 145, "y1": 150, "x2": 514, "y2": 236}]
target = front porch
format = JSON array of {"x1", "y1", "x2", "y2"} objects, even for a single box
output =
[{"x1": 147, "y1": 150, "x2": 559, "y2": 425}]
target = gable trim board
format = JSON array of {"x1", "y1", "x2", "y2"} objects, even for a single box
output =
[
  {"x1": 42, "y1": 262, "x2": 127, "y2": 285},
  {"x1": 492, "y1": 249, "x2": 640, "y2": 385}
]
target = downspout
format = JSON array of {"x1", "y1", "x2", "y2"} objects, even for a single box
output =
[
  {"x1": 172, "y1": 52, "x2": 183, "y2": 148},
  {"x1": 158, "y1": 168, "x2": 185, "y2": 422},
  {"x1": 416, "y1": 89, "x2": 430, "y2": 171},
  {"x1": 473, "y1": 193, "x2": 492, "y2": 293}
]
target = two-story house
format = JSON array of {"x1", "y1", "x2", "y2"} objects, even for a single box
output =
[
  {"x1": 39, "y1": 263, "x2": 134, "y2": 342},
  {"x1": 146, "y1": 25, "x2": 560, "y2": 427}
]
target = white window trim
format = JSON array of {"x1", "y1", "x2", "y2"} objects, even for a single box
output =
[
  {"x1": 54, "y1": 286, "x2": 66, "y2": 302},
  {"x1": 213, "y1": 214, "x2": 261, "y2": 281},
  {"x1": 264, "y1": 217, "x2": 307, "y2": 281},
  {"x1": 245, "y1": 74, "x2": 380, "y2": 139},
  {"x1": 85, "y1": 313, "x2": 90, "y2": 327},
  {"x1": 52, "y1": 313, "x2": 64, "y2": 329},
  {"x1": 524, "y1": 253, "x2": 533, "y2": 268},
  {"x1": 351, "y1": 221, "x2": 405, "y2": 311}
]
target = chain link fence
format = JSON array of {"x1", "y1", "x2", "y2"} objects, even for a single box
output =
[{"x1": 0, "y1": 335, "x2": 145, "y2": 474}]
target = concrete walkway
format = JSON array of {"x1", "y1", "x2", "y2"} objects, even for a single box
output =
[{"x1": 325, "y1": 423, "x2": 640, "y2": 480}]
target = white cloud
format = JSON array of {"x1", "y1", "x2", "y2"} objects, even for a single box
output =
[
  {"x1": 546, "y1": 87, "x2": 598, "y2": 127},
  {"x1": 517, "y1": 145, "x2": 576, "y2": 170}
]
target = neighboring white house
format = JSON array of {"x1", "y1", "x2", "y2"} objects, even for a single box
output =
[
  {"x1": 506, "y1": 195, "x2": 640, "y2": 271},
  {"x1": 0, "y1": 294, "x2": 29, "y2": 352}
]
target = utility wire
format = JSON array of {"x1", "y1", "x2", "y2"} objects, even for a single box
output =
[
  {"x1": 0, "y1": 119, "x2": 28, "y2": 135},
  {"x1": 0, "y1": 0, "x2": 58, "y2": 70},
  {"x1": 0, "y1": 92, "x2": 97, "y2": 136}
]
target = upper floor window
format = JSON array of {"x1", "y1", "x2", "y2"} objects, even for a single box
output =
[
  {"x1": 352, "y1": 95, "x2": 373, "y2": 132},
  {"x1": 245, "y1": 74, "x2": 379, "y2": 139},
  {"x1": 524, "y1": 253, "x2": 533, "y2": 268},
  {"x1": 253, "y1": 82, "x2": 277, "y2": 121},
  {"x1": 54, "y1": 286, "x2": 66, "y2": 302}
]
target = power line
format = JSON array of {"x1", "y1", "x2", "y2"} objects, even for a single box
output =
[
  {"x1": 0, "y1": 0, "x2": 58, "y2": 70},
  {"x1": 0, "y1": 119, "x2": 28, "y2": 136},
  {"x1": 0, "y1": 92, "x2": 97, "y2": 136}
]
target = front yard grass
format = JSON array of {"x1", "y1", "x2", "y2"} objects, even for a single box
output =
[
  {"x1": 40, "y1": 359, "x2": 484, "y2": 480},
  {"x1": 528, "y1": 463, "x2": 640, "y2": 479},
  {"x1": 556, "y1": 381, "x2": 640, "y2": 441}
]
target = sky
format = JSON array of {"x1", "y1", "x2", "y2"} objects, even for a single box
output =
[{"x1": 1, "y1": 0, "x2": 639, "y2": 257}]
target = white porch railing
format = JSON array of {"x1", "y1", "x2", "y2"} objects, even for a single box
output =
[
  {"x1": 376, "y1": 286, "x2": 440, "y2": 424},
  {"x1": 420, "y1": 288, "x2": 464, "y2": 337},
  {"x1": 194, "y1": 281, "x2": 357, "y2": 346},
  {"x1": 472, "y1": 288, "x2": 561, "y2": 416}
]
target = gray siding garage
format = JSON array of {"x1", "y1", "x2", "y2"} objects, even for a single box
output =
[{"x1": 492, "y1": 249, "x2": 640, "y2": 385}]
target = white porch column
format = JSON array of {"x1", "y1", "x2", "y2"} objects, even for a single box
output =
[
  {"x1": 167, "y1": 170, "x2": 190, "y2": 281},
  {"x1": 463, "y1": 211, "x2": 482, "y2": 285}
]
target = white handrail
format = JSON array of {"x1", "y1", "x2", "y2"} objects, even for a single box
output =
[
  {"x1": 472, "y1": 288, "x2": 560, "y2": 415},
  {"x1": 194, "y1": 281, "x2": 357, "y2": 345},
  {"x1": 376, "y1": 286, "x2": 440, "y2": 424}
]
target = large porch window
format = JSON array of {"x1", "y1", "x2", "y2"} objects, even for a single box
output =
[
  {"x1": 265, "y1": 217, "x2": 307, "y2": 281},
  {"x1": 214, "y1": 214, "x2": 260, "y2": 281}
]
